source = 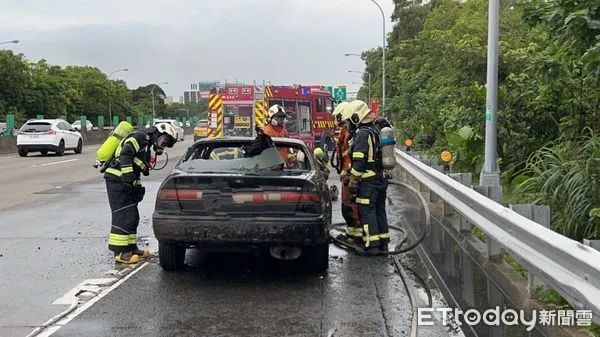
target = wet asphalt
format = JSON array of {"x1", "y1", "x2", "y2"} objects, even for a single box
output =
[{"x1": 0, "y1": 141, "x2": 461, "y2": 337}]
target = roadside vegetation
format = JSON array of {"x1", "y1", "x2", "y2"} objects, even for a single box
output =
[
  {"x1": 359, "y1": 0, "x2": 599, "y2": 333},
  {"x1": 0, "y1": 54, "x2": 208, "y2": 126}
]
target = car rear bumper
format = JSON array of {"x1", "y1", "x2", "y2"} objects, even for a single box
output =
[
  {"x1": 153, "y1": 214, "x2": 329, "y2": 247},
  {"x1": 17, "y1": 144, "x2": 60, "y2": 152}
]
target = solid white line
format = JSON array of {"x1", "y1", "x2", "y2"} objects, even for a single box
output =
[
  {"x1": 34, "y1": 159, "x2": 79, "y2": 168},
  {"x1": 33, "y1": 261, "x2": 150, "y2": 337}
]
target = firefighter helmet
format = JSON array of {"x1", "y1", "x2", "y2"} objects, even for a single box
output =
[
  {"x1": 268, "y1": 104, "x2": 286, "y2": 119},
  {"x1": 348, "y1": 100, "x2": 373, "y2": 125},
  {"x1": 154, "y1": 122, "x2": 177, "y2": 148},
  {"x1": 313, "y1": 147, "x2": 325, "y2": 159},
  {"x1": 332, "y1": 101, "x2": 350, "y2": 126}
]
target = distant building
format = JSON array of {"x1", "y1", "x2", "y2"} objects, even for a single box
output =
[{"x1": 164, "y1": 96, "x2": 174, "y2": 105}]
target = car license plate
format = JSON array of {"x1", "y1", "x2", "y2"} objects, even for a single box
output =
[{"x1": 30, "y1": 135, "x2": 39, "y2": 139}]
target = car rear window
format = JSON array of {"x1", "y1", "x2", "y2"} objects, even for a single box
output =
[
  {"x1": 196, "y1": 120, "x2": 208, "y2": 128},
  {"x1": 178, "y1": 142, "x2": 312, "y2": 173},
  {"x1": 21, "y1": 122, "x2": 52, "y2": 132}
]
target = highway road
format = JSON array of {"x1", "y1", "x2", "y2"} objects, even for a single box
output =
[{"x1": 0, "y1": 136, "x2": 457, "y2": 337}]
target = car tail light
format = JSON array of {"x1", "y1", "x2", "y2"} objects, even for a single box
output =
[
  {"x1": 157, "y1": 189, "x2": 203, "y2": 201},
  {"x1": 47, "y1": 130, "x2": 56, "y2": 135},
  {"x1": 232, "y1": 191, "x2": 322, "y2": 204}
]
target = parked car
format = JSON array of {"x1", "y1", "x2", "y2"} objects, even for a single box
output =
[
  {"x1": 0, "y1": 122, "x2": 7, "y2": 136},
  {"x1": 16, "y1": 119, "x2": 83, "y2": 157},
  {"x1": 71, "y1": 120, "x2": 93, "y2": 132},
  {"x1": 153, "y1": 119, "x2": 185, "y2": 141},
  {"x1": 152, "y1": 137, "x2": 332, "y2": 272},
  {"x1": 193, "y1": 119, "x2": 209, "y2": 141}
]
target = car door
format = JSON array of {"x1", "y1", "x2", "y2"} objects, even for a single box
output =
[{"x1": 60, "y1": 122, "x2": 77, "y2": 148}]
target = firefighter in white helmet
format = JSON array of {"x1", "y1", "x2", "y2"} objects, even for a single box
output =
[
  {"x1": 264, "y1": 104, "x2": 298, "y2": 166},
  {"x1": 346, "y1": 100, "x2": 389, "y2": 254},
  {"x1": 104, "y1": 122, "x2": 177, "y2": 263}
]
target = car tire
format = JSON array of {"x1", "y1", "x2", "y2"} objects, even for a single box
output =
[
  {"x1": 158, "y1": 241, "x2": 186, "y2": 271},
  {"x1": 302, "y1": 243, "x2": 329, "y2": 273},
  {"x1": 74, "y1": 139, "x2": 83, "y2": 154},
  {"x1": 18, "y1": 148, "x2": 28, "y2": 157},
  {"x1": 56, "y1": 140, "x2": 65, "y2": 156}
]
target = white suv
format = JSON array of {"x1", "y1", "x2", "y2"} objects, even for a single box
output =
[{"x1": 17, "y1": 119, "x2": 83, "y2": 157}]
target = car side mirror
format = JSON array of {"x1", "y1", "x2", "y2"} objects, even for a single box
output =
[{"x1": 69, "y1": 128, "x2": 76, "y2": 132}]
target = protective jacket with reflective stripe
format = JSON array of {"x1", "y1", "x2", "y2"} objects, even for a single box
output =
[
  {"x1": 104, "y1": 129, "x2": 150, "y2": 184},
  {"x1": 349, "y1": 123, "x2": 382, "y2": 180}
]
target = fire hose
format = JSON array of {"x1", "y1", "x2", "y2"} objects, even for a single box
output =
[{"x1": 327, "y1": 179, "x2": 433, "y2": 337}]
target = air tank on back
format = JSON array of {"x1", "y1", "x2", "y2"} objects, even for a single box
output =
[{"x1": 379, "y1": 126, "x2": 397, "y2": 170}]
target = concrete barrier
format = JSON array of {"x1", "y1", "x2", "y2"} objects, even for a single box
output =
[{"x1": 0, "y1": 127, "x2": 196, "y2": 155}]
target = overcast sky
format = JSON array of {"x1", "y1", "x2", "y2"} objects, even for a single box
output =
[{"x1": 0, "y1": 0, "x2": 394, "y2": 99}]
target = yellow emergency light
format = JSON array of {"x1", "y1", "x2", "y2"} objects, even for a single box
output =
[{"x1": 440, "y1": 150, "x2": 453, "y2": 163}]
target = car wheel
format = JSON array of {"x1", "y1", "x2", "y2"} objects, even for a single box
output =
[
  {"x1": 74, "y1": 139, "x2": 83, "y2": 154},
  {"x1": 18, "y1": 148, "x2": 28, "y2": 157},
  {"x1": 56, "y1": 140, "x2": 65, "y2": 156},
  {"x1": 302, "y1": 243, "x2": 329, "y2": 273},
  {"x1": 158, "y1": 241, "x2": 186, "y2": 271}
]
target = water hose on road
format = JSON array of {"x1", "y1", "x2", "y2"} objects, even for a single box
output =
[
  {"x1": 328, "y1": 179, "x2": 432, "y2": 337},
  {"x1": 328, "y1": 179, "x2": 431, "y2": 257},
  {"x1": 149, "y1": 151, "x2": 169, "y2": 171}
]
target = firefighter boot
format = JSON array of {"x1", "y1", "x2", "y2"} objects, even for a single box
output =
[
  {"x1": 114, "y1": 251, "x2": 140, "y2": 264},
  {"x1": 131, "y1": 245, "x2": 150, "y2": 258},
  {"x1": 380, "y1": 242, "x2": 389, "y2": 252}
]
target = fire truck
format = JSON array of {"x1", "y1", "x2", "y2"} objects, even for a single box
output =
[
  {"x1": 265, "y1": 85, "x2": 336, "y2": 151},
  {"x1": 208, "y1": 83, "x2": 337, "y2": 152},
  {"x1": 220, "y1": 84, "x2": 255, "y2": 137}
]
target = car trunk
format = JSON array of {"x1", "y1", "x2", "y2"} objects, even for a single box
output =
[
  {"x1": 156, "y1": 173, "x2": 323, "y2": 217},
  {"x1": 18, "y1": 122, "x2": 56, "y2": 143}
]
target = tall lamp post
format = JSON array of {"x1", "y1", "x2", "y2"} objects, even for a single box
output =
[
  {"x1": 348, "y1": 70, "x2": 371, "y2": 103},
  {"x1": 0, "y1": 39, "x2": 19, "y2": 46},
  {"x1": 108, "y1": 68, "x2": 128, "y2": 127},
  {"x1": 369, "y1": 0, "x2": 386, "y2": 109},
  {"x1": 480, "y1": 0, "x2": 501, "y2": 186},
  {"x1": 151, "y1": 82, "x2": 168, "y2": 121}
]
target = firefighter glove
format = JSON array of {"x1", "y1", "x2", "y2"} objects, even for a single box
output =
[
  {"x1": 135, "y1": 186, "x2": 146, "y2": 203},
  {"x1": 347, "y1": 176, "x2": 360, "y2": 192}
]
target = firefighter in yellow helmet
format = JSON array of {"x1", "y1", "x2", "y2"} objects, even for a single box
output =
[
  {"x1": 332, "y1": 103, "x2": 362, "y2": 244},
  {"x1": 346, "y1": 100, "x2": 389, "y2": 254}
]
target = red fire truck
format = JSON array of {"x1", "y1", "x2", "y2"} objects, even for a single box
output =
[
  {"x1": 219, "y1": 84, "x2": 255, "y2": 137},
  {"x1": 266, "y1": 85, "x2": 336, "y2": 151}
]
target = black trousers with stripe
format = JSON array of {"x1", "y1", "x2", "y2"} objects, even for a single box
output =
[
  {"x1": 105, "y1": 176, "x2": 140, "y2": 253},
  {"x1": 357, "y1": 176, "x2": 390, "y2": 248}
]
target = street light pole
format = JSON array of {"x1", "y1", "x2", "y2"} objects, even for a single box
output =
[
  {"x1": 480, "y1": 0, "x2": 501, "y2": 186},
  {"x1": 369, "y1": 0, "x2": 386, "y2": 109},
  {"x1": 108, "y1": 68, "x2": 128, "y2": 127},
  {"x1": 151, "y1": 82, "x2": 168, "y2": 121},
  {"x1": 0, "y1": 39, "x2": 19, "y2": 46},
  {"x1": 349, "y1": 70, "x2": 371, "y2": 104}
]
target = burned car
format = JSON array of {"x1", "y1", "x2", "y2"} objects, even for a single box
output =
[{"x1": 152, "y1": 136, "x2": 332, "y2": 272}]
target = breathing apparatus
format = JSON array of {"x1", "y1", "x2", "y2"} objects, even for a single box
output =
[{"x1": 268, "y1": 104, "x2": 287, "y2": 127}]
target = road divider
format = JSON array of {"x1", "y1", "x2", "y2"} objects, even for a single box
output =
[{"x1": 0, "y1": 127, "x2": 195, "y2": 156}]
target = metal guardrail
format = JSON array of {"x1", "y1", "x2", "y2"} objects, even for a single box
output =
[{"x1": 394, "y1": 148, "x2": 600, "y2": 321}]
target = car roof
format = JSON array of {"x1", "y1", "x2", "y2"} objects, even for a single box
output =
[
  {"x1": 192, "y1": 136, "x2": 307, "y2": 147},
  {"x1": 25, "y1": 119, "x2": 64, "y2": 124}
]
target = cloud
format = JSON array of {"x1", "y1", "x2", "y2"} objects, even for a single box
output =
[{"x1": 1, "y1": 0, "x2": 395, "y2": 95}]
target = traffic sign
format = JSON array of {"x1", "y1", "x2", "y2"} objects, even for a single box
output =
[{"x1": 333, "y1": 86, "x2": 347, "y2": 101}]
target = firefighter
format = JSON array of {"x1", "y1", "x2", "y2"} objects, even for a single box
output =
[
  {"x1": 104, "y1": 123, "x2": 178, "y2": 263},
  {"x1": 332, "y1": 103, "x2": 362, "y2": 244},
  {"x1": 264, "y1": 104, "x2": 297, "y2": 165},
  {"x1": 347, "y1": 100, "x2": 390, "y2": 254}
]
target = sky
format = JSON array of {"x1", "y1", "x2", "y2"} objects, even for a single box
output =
[{"x1": 0, "y1": 0, "x2": 395, "y2": 100}]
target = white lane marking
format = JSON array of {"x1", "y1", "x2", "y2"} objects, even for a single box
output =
[
  {"x1": 32, "y1": 262, "x2": 150, "y2": 337},
  {"x1": 32, "y1": 159, "x2": 79, "y2": 168},
  {"x1": 51, "y1": 278, "x2": 118, "y2": 305}
]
